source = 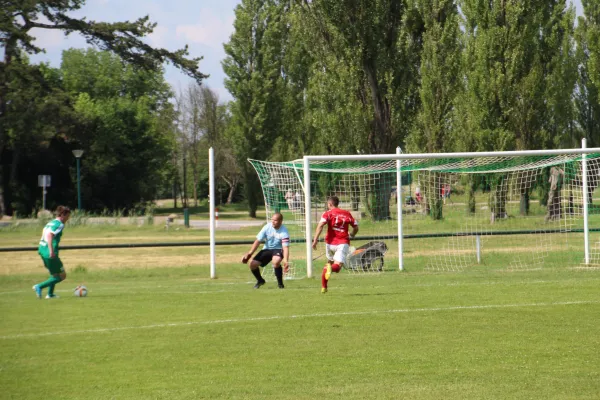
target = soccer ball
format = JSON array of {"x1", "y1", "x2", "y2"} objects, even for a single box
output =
[{"x1": 73, "y1": 285, "x2": 88, "y2": 297}]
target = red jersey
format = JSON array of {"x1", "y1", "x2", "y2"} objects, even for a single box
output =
[{"x1": 320, "y1": 208, "x2": 358, "y2": 245}]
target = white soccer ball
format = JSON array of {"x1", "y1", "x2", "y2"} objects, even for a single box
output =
[{"x1": 74, "y1": 285, "x2": 88, "y2": 297}]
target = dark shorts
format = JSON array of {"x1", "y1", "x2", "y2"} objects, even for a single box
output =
[
  {"x1": 253, "y1": 249, "x2": 284, "y2": 267},
  {"x1": 41, "y1": 256, "x2": 65, "y2": 275}
]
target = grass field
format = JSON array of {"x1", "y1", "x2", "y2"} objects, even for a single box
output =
[
  {"x1": 1, "y1": 199, "x2": 600, "y2": 399},
  {"x1": 1, "y1": 265, "x2": 600, "y2": 399}
]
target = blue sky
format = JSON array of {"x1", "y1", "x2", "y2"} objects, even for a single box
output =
[
  {"x1": 29, "y1": 0, "x2": 240, "y2": 102},
  {"x1": 28, "y1": 0, "x2": 584, "y2": 103}
]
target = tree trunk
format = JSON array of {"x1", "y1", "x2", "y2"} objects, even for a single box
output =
[
  {"x1": 227, "y1": 184, "x2": 236, "y2": 204},
  {"x1": 422, "y1": 172, "x2": 443, "y2": 220},
  {"x1": 172, "y1": 181, "x2": 178, "y2": 209},
  {"x1": 182, "y1": 152, "x2": 188, "y2": 208},
  {"x1": 365, "y1": 174, "x2": 393, "y2": 221},
  {"x1": 362, "y1": 61, "x2": 394, "y2": 221},
  {"x1": 363, "y1": 61, "x2": 392, "y2": 154},
  {"x1": 0, "y1": 37, "x2": 17, "y2": 217},
  {"x1": 490, "y1": 177, "x2": 508, "y2": 223},
  {"x1": 244, "y1": 167, "x2": 258, "y2": 218},
  {"x1": 545, "y1": 189, "x2": 562, "y2": 221},
  {"x1": 192, "y1": 165, "x2": 198, "y2": 207},
  {"x1": 467, "y1": 176, "x2": 477, "y2": 215},
  {"x1": 519, "y1": 189, "x2": 530, "y2": 216},
  {"x1": 191, "y1": 145, "x2": 199, "y2": 207}
]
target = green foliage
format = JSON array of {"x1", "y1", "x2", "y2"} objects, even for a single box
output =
[
  {"x1": 455, "y1": 0, "x2": 576, "y2": 152},
  {"x1": 0, "y1": 0, "x2": 206, "y2": 216},
  {"x1": 575, "y1": 1, "x2": 600, "y2": 148},
  {"x1": 65, "y1": 49, "x2": 175, "y2": 211},
  {"x1": 298, "y1": 0, "x2": 423, "y2": 154},
  {"x1": 408, "y1": 0, "x2": 462, "y2": 153},
  {"x1": 223, "y1": 0, "x2": 290, "y2": 217}
]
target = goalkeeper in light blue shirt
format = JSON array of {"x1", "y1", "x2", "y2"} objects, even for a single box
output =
[{"x1": 241, "y1": 213, "x2": 290, "y2": 289}]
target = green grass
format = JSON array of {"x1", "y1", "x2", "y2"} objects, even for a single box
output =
[
  {"x1": 1, "y1": 196, "x2": 599, "y2": 398},
  {"x1": 1, "y1": 265, "x2": 600, "y2": 399}
]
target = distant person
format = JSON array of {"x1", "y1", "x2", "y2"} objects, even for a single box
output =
[
  {"x1": 312, "y1": 196, "x2": 359, "y2": 293},
  {"x1": 241, "y1": 213, "x2": 289, "y2": 289},
  {"x1": 32, "y1": 206, "x2": 71, "y2": 299},
  {"x1": 445, "y1": 183, "x2": 452, "y2": 204},
  {"x1": 285, "y1": 189, "x2": 295, "y2": 210},
  {"x1": 294, "y1": 191, "x2": 303, "y2": 211},
  {"x1": 415, "y1": 186, "x2": 422, "y2": 203}
]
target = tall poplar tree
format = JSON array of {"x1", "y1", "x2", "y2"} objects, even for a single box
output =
[
  {"x1": 576, "y1": 0, "x2": 600, "y2": 148},
  {"x1": 408, "y1": 0, "x2": 462, "y2": 220},
  {"x1": 299, "y1": 0, "x2": 423, "y2": 154},
  {"x1": 223, "y1": 0, "x2": 287, "y2": 217},
  {"x1": 455, "y1": 0, "x2": 575, "y2": 216},
  {"x1": 409, "y1": 0, "x2": 461, "y2": 154}
]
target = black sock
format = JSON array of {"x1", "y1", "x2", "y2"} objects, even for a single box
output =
[
  {"x1": 274, "y1": 267, "x2": 283, "y2": 285},
  {"x1": 251, "y1": 268, "x2": 264, "y2": 282}
]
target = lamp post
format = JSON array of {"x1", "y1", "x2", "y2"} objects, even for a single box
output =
[{"x1": 72, "y1": 150, "x2": 84, "y2": 210}]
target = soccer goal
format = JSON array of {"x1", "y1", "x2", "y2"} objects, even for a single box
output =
[{"x1": 249, "y1": 142, "x2": 600, "y2": 278}]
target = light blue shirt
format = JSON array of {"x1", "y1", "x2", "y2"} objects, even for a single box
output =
[{"x1": 257, "y1": 223, "x2": 290, "y2": 250}]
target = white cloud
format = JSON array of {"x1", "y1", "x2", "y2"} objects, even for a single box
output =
[{"x1": 175, "y1": 10, "x2": 234, "y2": 49}]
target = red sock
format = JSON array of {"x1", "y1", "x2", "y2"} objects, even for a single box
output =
[
  {"x1": 332, "y1": 263, "x2": 341, "y2": 273},
  {"x1": 321, "y1": 267, "x2": 328, "y2": 289}
]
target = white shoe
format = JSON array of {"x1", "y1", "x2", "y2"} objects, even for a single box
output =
[{"x1": 45, "y1": 294, "x2": 60, "y2": 299}]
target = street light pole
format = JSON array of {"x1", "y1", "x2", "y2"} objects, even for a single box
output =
[{"x1": 72, "y1": 150, "x2": 84, "y2": 210}]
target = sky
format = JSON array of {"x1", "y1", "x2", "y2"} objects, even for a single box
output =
[
  {"x1": 27, "y1": 0, "x2": 584, "y2": 103},
  {"x1": 29, "y1": 0, "x2": 241, "y2": 102}
]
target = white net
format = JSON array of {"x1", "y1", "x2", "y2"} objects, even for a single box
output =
[
  {"x1": 261, "y1": 261, "x2": 305, "y2": 282},
  {"x1": 249, "y1": 152, "x2": 600, "y2": 274}
]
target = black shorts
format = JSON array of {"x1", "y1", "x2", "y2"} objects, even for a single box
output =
[{"x1": 253, "y1": 249, "x2": 284, "y2": 267}]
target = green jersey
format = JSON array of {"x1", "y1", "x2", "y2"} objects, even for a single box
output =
[{"x1": 38, "y1": 219, "x2": 65, "y2": 258}]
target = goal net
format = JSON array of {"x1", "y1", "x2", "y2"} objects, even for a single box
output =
[{"x1": 249, "y1": 150, "x2": 600, "y2": 277}]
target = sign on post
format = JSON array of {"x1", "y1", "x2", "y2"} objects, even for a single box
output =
[{"x1": 38, "y1": 175, "x2": 51, "y2": 210}]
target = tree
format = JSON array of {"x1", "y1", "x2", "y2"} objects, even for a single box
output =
[
  {"x1": 223, "y1": 0, "x2": 288, "y2": 217},
  {"x1": 63, "y1": 49, "x2": 176, "y2": 210},
  {"x1": 404, "y1": 0, "x2": 462, "y2": 220},
  {"x1": 0, "y1": 0, "x2": 207, "y2": 216},
  {"x1": 574, "y1": 1, "x2": 600, "y2": 204},
  {"x1": 0, "y1": 57, "x2": 75, "y2": 214},
  {"x1": 198, "y1": 90, "x2": 240, "y2": 205},
  {"x1": 298, "y1": 0, "x2": 423, "y2": 155},
  {"x1": 455, "y1": 0, "x2": 576, "y2": 217},
  {"x1": 176, "y1": 84, "x2": 205, "y2": 207},
  {"x1": 576, "y1": 0, "x2": 600, "y2": 149},
  {"x1": 296, "y1": 0, "x2": 424, "y2": 220},
  {"x1": 409, "y1": 0, "x2": 461, "y2": 154}
]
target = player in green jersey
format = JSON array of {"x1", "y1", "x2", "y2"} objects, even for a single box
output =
[{"x1": 33, "y1": 206, "x2": 71, "y2": 299}]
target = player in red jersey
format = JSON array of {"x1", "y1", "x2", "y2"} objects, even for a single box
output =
[{"x1": 312, "y1": 196, "x2": 359, "y2": 293}]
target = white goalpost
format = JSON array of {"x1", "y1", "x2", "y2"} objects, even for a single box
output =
[{"x1": 247, "y1": 143, "x2": 600, "y2": 279}]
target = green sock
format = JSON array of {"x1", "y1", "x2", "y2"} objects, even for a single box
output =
[
  {"x1": 48, "y1": 284, "x2": 55, "y2": 296},
  {"x1": 37, "y1": 276, "x2": 62, "y2": 290}
]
